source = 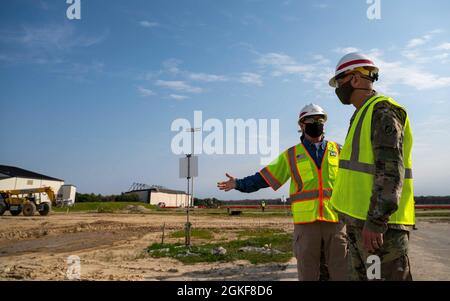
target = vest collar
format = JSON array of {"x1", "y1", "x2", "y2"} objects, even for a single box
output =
[{"x1": 301, "y1": 136, "x2": 327, "y2": 150}]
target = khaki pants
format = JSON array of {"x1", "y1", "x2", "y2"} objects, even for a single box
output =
[{"x1": 293, "y1": 221, "x2": 348, "y2": 281}]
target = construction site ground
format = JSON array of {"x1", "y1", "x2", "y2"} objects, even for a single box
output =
[{"x1": 0, "y1": 211, "x2": 449, "y2": 281}]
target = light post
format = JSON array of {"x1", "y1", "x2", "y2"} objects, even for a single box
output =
[{"x1": 184, "y1": 128, "x2": 200, "y2": 247}]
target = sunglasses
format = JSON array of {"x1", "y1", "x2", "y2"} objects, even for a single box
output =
[{"x1": 301, "y1": 117, "x2": 325, "y2": 124}]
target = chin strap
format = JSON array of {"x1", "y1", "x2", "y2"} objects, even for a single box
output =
[{"x1": 353, "y1": 88, "x2": 373, "y2": 91}]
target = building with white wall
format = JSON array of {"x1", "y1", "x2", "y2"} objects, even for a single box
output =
[
  {"x1": 0, "y1": 165, "x2": 76, "y2": 204},
  {"x1": 124, "y1": 183, "x2": 188, "y2": 207}
]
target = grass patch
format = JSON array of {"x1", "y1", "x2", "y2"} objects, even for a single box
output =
[
  {"x1": 147, "y1": 232, "x2": 293, "y2": 264},
  {"x1": 52, "y1": 202, "x2": 157, "y2": 213},
  {"x1": 170, "y1": 229, "x2": 214, "y2": 240},
  {"x1": 237, "y1": 228, "x2": 285, "y2": 238},
  {"x1": 52, "y1": 204, "x2": 295, "y2": 218}
]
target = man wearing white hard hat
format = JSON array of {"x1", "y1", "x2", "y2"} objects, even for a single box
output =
[
  {"x1": 217, "y1": 104, "x2": 348, "y2": 281},
  {"x1": 329, "y1": 52, "x2": 415, "y2": 281}
]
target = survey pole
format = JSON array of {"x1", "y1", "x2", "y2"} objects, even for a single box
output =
[{"x1": 186, "y1": 128, "x2": 200, "y2": 207}]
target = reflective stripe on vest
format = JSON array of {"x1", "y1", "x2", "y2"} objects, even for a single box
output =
[
  {"x1": 339, "y1": 160, "x2": 413, "y2": 179},
  {"x1": 287, "y1": 147, "x2": 303, "y2": 192},
  {"x1": 330, "y1": 95, "x2": 415, "y2": 225},
  {"x1": 259, "y1": 168, "x2": 282, "y2": 190},
  {"x1": 291, "y1": 189, "x2": 333, "y2": 202},
  {"x1": 340, "y1": 95, "x2": 413, "y2": 179}
]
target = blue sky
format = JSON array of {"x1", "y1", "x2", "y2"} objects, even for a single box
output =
[{"x1": 1, "y1": 0, "x2": 450, "y2": 199}]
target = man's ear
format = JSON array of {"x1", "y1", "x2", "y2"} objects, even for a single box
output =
[
  {"x1": 350, "y1": 74, "x2": 359, "y2": 88},
  {"x1": 299, "y1": 122, "x2": 305, "y2": 131}
]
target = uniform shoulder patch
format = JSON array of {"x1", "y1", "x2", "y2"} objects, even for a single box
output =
[{"x1": 384, "y1": 124, "x2": 395, "y2": 135}]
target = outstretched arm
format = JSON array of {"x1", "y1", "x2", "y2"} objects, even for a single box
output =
[
  {"x1": 217, "y1": 150, "x2": 291, "y2": 194},
  {"x1": 217, "y1": 172, "x2": 269, "y2": 193}
]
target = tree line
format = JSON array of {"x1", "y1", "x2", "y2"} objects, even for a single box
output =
[
  {"x1": 75, "y1": 193, "x2": 450, "y2": 206},
  {"x1": 75, "y1": 192, "x2": 140, "y2": 203},
  {"x1": 194, "y1": 196, "x2": 450, "y2": 208}
]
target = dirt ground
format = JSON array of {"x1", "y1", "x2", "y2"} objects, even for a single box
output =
[{"x1": 0, "y1": 212, "x2": 448, "y2": 281}]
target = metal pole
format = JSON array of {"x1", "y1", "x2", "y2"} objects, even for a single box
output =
[
  {"x1": 185, "y1": 127, "x2": 200, "y2": 207},
  {"x1": 184, "y1": 128, "x2": 200, "y2": 247},
  {"x1": 191, "y1": 130, "x2": 194, "y2": 208},
  {"x1": 185, "y1": 155, "x2": 191, "y2": 247}
]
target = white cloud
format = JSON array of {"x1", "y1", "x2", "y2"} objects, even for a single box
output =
[
  {"x1": 312, "y1": 54, "x2": 330, "y2": 65},
  {"x1": 142, "y1": 60, "x2": 230, "y2": 95},
  {"x1": 0, "y1": 24, "x2": 107, "y2": 52},
  {"x1": 401, "y1": 30, "x2": 447, "y2": 62},
  {"x1": 155, "y1": 80, "x2": 203, "y2": 93},
  {"x1": 258, "y1": 46, "x2": 450, "y2": 94},
  {"x1": 158, "y1": 59, "x2": 228, "y2": 82},
  {"x1": 162, "y1": 59, "x2": 182, "y2": 75},
  {"x1": 402, "y1": 31, "x2": 450, "y2": 63},
  {"x1": 256, "y1": 52, "x2": 314, "y2": 77},
  {"x1": 434, "y1": 53, "x2": 449, "y2": 60},
  {"x1": 256, "y1": 52, "x2": 334, "y2": 92},
  {"x1": 401, "y1": 49, "x2": 420, "y2": 60},
  {"x1": 169, "y1": 94, "x2": 189, "y2": 100},
  {"x1": 406, "y1": 35, "x2": 432, "y2": 48},
  {"x1": 239, "y1": 72, "x2": 263, "y2": 86},
  {"x1": 406, "y1": 29, "x2": 443, "y2": 49},
  {"x1": 189, "y1": 73, "x2": 228, "y2": 82},
  {"x1": 333, "y1": 47, "x2": 361, "y2": 54},
  {"x1": 0, "y1": 24, "x2": 107, "y2": 66},
  {"x1": 19, "y1": 24, "x2": 105, "y2": 50},
  {"x1": 139, "y1": 20, "x2": 159, "y2": 28},
  {"x1": 369, "y1": 50, "x2": 450, "y2": 91},
  {"x1": 435, "y1": 43, "x2": 450, "y2": 51},
  {"x1": 429, "y1": 28, "x2": 444, "y2": 34},
  {"x1": 137, "y1": 86, "x2": 155, "y2": 97},
  {"x1": 257, "y1": 52, "x2": 296, "y2": 67},
  {"x1": 47, "y1": 61, "x2": 105, "y2": 82}
]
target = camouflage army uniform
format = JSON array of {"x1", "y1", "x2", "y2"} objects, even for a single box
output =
[{"x1": 340, "y1": 92, "x2": 413, "y2": 281}]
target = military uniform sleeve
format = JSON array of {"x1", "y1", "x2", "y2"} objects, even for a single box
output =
[
  {"x1": 259, "y1": 150, "x2": 291, "y2": 191},
  {"x1": 365, "y1": 101, "x2": 407, "y2": 233}
]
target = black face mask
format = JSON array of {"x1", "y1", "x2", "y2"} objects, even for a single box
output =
[
  {"x1": 304, "y1": 122, "x2": 324, "y2": 138},
  {"x1": 335, "y1": 77, "x2": 354, "y2": 105}
]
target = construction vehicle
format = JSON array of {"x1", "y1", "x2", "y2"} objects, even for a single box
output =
[{"x1": 0, "y1": 187, "x2": 58, "y2": 216}]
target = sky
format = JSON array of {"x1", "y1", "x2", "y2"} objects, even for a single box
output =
[{"x1": 1, "y1": 0, "x2": 450, "y2": 200}]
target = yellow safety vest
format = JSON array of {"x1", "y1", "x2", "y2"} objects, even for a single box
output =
[
  {"x1": 330, "y1": 95, "x2": 415, "y2": 225},
  {"x1": 260, "y1": 141, "x2": 340, "y2": 224}
]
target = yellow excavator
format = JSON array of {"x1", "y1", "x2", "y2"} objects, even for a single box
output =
[{"x1": 0, "y1": 187, "x2": 56, "y2": 216}]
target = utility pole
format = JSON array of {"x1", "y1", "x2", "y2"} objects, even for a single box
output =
[
  {"x1": 186, "y1": 128, "x2": 200, "y2": 207},
  {"x1": 184, "y1": 127, "x2": 200, "y2": 247},
  {"x1": 185, "y1": 154, "x2": 191, "y2": 247}
]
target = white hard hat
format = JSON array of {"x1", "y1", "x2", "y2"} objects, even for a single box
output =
[
  {"x1": 329, "y1": 52, "x2": 379, "y2": 87},
  {"x1": 299, "y1": 104, "x2": 327, "y2": 122}
]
